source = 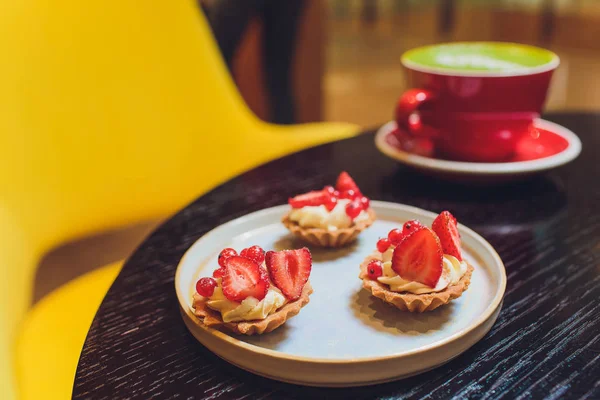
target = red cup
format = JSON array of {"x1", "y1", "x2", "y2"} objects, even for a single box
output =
[{"x1": 396, "y1": 43, "x2": 559, "y2": 162}]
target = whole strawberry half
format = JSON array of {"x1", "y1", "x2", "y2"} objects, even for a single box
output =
[
  {"x1": 432, "y1": 211, "x2": 462, "y2": 261},
  {"x1": 391, "y1": 227, "x2": 443, "y2": 288},
  {"x1": 288, "y1": 190, "x2": 330, "y2": 208},
  {"x1": 265, "y1": 248, "x2": 312, "y2": 301},
  {"x1": 222, "y1": 256, "x2": 269, "y2": 302},
  {"x1": 335, "y1": 171, "x2": 361, "y2": 194}
]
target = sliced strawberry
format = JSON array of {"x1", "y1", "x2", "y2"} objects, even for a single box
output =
[
  {"x1": 265, "y1": 248, "x2": 312, "y2": 301},
  {"x1": 335, "y1": 171, "x2": 361, "y2": 194},
  {"x1": 340, "y1": 189, "x2": 359, "y2": 200},
  {"x1": 391, "y1": 227, "x2": 443, "y2": 288},
  {"x1": 432, "y1": 211, "x2": 462, "y2": 261},
  {"x1": 259, "y1": 265, "x2": 270, "y2": 288},
  {"x1": 288, "y1": 190, "x2": 330, "y2": 208},
  {"x1": 221, "y1": 256, "x2": 269, "y2": 302}
]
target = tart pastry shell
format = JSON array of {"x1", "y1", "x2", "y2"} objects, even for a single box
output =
[
  {"x1": 359, "y1": 252, "x2": 473, "y2": 312},
  {"x1": 192, "y1": 282, "x2": 313, "y2": 335},
  {"x1": 282, "y1": 208, "x2": 376, "y2": 248}
]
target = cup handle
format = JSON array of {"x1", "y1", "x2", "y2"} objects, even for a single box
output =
[{"x1": 395, "y1": 88, "x2": 437, "y2": 137}]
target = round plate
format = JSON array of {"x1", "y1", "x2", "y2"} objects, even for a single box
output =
[
  {"x1": 175, "y1": 202, "x2": 506, "y2": 387},
  {"x1": 374, "y1": 119, "x2": 581, "y2": 183}
]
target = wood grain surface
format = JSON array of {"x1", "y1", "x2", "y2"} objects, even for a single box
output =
[{"x1": 73, "y1": 113, "x2": 600, "y2": 399}]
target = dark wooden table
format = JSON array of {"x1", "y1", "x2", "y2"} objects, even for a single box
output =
[{"x1": 74, "y1": 113, "x2": 600, "y2": 399}]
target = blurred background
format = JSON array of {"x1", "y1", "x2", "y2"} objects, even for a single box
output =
[
  {"x1": 38, "y1": 0, "x2": 600, "y2": 299},
  {"x1": 203, "y1": 0, "x2": 600, "y2": 127}
]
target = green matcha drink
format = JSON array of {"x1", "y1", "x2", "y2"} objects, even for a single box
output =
[{"x1": 402, "y1": 42, "x2": 558, "y2": 75}]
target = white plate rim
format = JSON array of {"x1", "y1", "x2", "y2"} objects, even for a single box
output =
[
  {"x1": 374, "y1": 119, "x2": 581, "y2": 175},
  {"x1": 175, "y1": 201, "x2": 507, "y2": 365}
]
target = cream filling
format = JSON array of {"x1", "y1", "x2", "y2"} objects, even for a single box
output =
[
  {"x1": 206, "y1": 279, "x2": 287, "y2": 322},
  {"x1": 288, "y1": 199, "x2": 369, "y2": 231},
  {"x1": 376, "y1": 246, "x2": 467, "y2": 294}
]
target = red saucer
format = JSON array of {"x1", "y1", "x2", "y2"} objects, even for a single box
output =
[
  {"x1": 512, "y1": 126, "x2": 570, "y2": 161},
  {"x1": 385, "y1": 123, "x2": 570, "y2": 162},
  {"x1": 375, "y1": 119, "x2": 581, "y2": 183}
]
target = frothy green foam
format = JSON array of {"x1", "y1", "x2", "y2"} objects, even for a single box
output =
[{"x1": 402, "y1": 42, "x2": 557, "y2": 72}]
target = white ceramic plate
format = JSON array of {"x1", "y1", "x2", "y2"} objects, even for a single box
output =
[
  {"x1": 175, "y1": 202, "x2": 506, "y2": 387},
  {"x1": 374, "y1": 119, "x2": 581, "y2": 183}
]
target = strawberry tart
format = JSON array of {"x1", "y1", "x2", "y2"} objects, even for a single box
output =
[
  {"x1": 282, "y1": 171, "x2": 376, "y2": 247},
  {"x1": 192, "y1": 245, "x2": 313, "y2": 335},
  {"x1": 359, "y1": 211, "x2": 473, "y2": 312}
]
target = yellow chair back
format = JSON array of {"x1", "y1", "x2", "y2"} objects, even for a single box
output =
[{"x1": 0, "y1": 1, "x2": 358, "y2": 397}]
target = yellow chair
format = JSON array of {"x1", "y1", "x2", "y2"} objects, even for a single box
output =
[{"x1": 0, "y1": 1, "x2": 359, "y2": 398}]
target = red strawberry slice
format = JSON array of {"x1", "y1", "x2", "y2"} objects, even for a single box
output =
[
  {"x1": 259, "y1": 265, "x2": 271, "y2": 289},
  {"x1": 432, "y1": 211, "x2": 462, "y2": 261},
  {"x1": 391, "y1": 227, "x2": 443, "y2": 288},
  {"x1": 265, "y1": 248, "x2": 312, "y2": 301},
  {"x1": 221, "y1": 256, "x2": 269, "y2": 302},
  {"x1": 288, "y1": 190, "x2": 330, "y2": 208},
  {"x1": 335, "y1": 171, "x2": 361, "y2": 194}
]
